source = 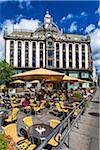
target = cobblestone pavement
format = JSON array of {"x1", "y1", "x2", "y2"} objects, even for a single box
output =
[{"x1": 62, "y1": 87, "x2": 100, "y2": 150}]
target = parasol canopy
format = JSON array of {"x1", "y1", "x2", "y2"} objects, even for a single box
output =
[
  {"x1": 12, "y1": 68, "x2": 64, "y2": 81},
  {"x1": 62, "y1": 75, "x2": 79, "y2": 82},
  {"x1": 77, "y1": 79, "x2": 93, "y2": 83},
  {"x1": 10, "y1": 80, "x2": 25, "y2": 84},
  {"x1": 30, "y1": 80, "x2": 40, "y2": 84}
]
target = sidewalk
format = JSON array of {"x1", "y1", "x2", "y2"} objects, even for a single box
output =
[{"x1": 62, "y1": 87, "x2": 100, "y2": 150}]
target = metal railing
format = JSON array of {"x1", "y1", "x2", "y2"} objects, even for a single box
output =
[{"x1": 36, "y1": 100, "x2": 84, "y2": 150}]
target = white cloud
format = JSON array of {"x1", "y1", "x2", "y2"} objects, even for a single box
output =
[
  {"x1": 0, "y1": 0, "x2": 32, "y2": 9},
  {"x1": 68, "y1": 21, "x2": 77, "y2": 33},
  {"x1": 0, "y1": 31, "x2": 4, "y2": 60},
  {"x1": 61, "y1": 17, "x2": 66, "y2": 21},
  {"x1": 60, "y1": 13, "x2": 73, "y2": 22},
  {"x1": 60, "y1": 16, "x2": 67, "y2": 23},
  {"x1": 95, "y1": 6, "x2": 100, "y2": 14},
  {"x1": 98, "y1": 21, "x2": 100, "y2": 27},
  {"x1": 90, "y1": 28, "x2": 100, "y2": 74},
  {"x1": 14, "y1": 18, "x2": 40, "y2": 31},
  {"x1": 81, "y1": 11, "x2": 87, "y2": 16},
  {"x1": 66, "y1": 14, "x2": 73, "y2": 19},
  {"x1": 16, "y1": 14, "x2": 24, "y2": 22},
  {"x1": 85, "y1": 24, "x2": 95, "y2": 33},
  {"x1": 0, "y1": 18, "x2": 41, "y2": 60}
]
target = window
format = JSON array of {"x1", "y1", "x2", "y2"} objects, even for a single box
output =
[
  {"x1": 63, "y1": 43, "x2": 66, "y2": 50},
  {"x1": 69, "y1": 61, "x2": 72, "y2": 67},
  {"x1": 56, "y1": 43, "x2": 59, "y2": 50},
  {"x1": 32, "y1": 51, "x2": 36, "y2": 67},
  {"x1": 48, "y1": 41, "x2": 52, "y2": 48},
  {"x1": 48, "y1": 60, "x2": 52, "y2": 66},
  {"x1": 56, "y1": 61, "x2": 59, "y2": 68},
  {"x1": 82, "y1": 44, "x2": 85, "y2": 51},
  {"x1": 32, "y1": 42, "x2": 36, "y2": 49},
  {"x1": 69, "y1": 44, "x2": 72, "y2": 51},
  {"x1": 81, "y1": 72, "x2": 89, "y2": 78},
  {"x1": 25, "y1": 42, "x2": 28, "y2": 48},
  {"x1": 69, "y1": 52, "x2": 72, "y2": 59},
  {"x1": 32, "y1": 42, "x2": 36, "y2": 67},
  {"x1": 25, "y1": 42, "x2": 29, "y2": 67},
  {"x1": 25, "y1": 59, "x2": 28, "y2": 67},
  {"x1": 18, "y1": 41, "x2": 21, "y2": 67},
  {"x1": 40, "y1": 43, "x2": 43, "y2": 67},
  {"x1": 63, "y1": 51, "x2": 66, "y2": 68},
  {"x1": 40, "y1": 60, "x2": 43, "y2": 68},
  {"x1": 10, "y1": 41, "x2": 14, "y2": 65},
  {"x1": 40, "y1": 43, "x2": 43, "y2": 50},
  {"x1": 75, "y1": 44, "x2": 79, "y2": 68},
  {"x1": 48, "y1": 50, "x2": 53, "y2": 57},
  {"x1": 82, "y1": 44, "x2": 85, "y2": 68},
  {"x1": 76, "y1": 61, "x2": 79, "y2": 68},
  {"x1": 56, "y1": 51, "x2": 59, "y2": 59},
  {"x1": 82, "y1": 62, "x2": 85, "y2": 68},
  {"x1": 75, "y1": 44, "x2": 78, "y2": 51}
]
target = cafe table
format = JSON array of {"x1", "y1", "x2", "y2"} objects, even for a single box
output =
[{"x1": 28, "y1": 123, "x2": 53, "y2": 145}]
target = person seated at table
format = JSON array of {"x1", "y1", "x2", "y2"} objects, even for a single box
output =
[
  {"x1": 53, "y1": 95, "x2": 59, "y2": 101},
  {"x1": 22, "y1": 94, "x2": 30, "y2": 107},
  {"x1": 59, "y1": 92, "x2": 66, "y2": 101}
]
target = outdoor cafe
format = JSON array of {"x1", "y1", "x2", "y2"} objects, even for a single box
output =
[{"x1": 0, "y1": 68, "x2": 94, "y2": 150}]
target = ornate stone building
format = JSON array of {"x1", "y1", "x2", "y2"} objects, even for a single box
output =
[{"x1": 4, "y1": 11, "x2": 93, "y2": 86}]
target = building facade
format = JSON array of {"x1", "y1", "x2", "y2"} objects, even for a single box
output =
[{"x1": 4, "y1": 11, "x2": 93, "y2": 85}]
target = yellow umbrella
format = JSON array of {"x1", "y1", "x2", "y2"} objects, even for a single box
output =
[
  {"x1": 77, "y1": 79, "x2": 93, "y2": 83},
  {"x1": 30, "y1": 80, "x2": 39, "y2": 84},
  {"x1": 13, "y1": 68, "x2": 64, "y2": 81},
  {"x1": 10, "y1": 80, "x2": 25, "y2": 84},
  {"x1": 63, "y1": 75, "x2": 79, "y2": 82}
]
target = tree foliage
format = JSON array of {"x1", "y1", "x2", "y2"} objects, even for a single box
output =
[
  {"x1": 0, "y1": 61, "x2": 15, "y2": 86},
  {"x1": 0, "y1": 133, "x2": 8, "y2": 150}
]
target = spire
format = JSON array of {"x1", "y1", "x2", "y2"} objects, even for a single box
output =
[
  {"x1": 4, "y1": 24, "x2": 8, "y2": 37},
  {"x1": 44, "y1": 10, "x2": 52, "y2": 28}
]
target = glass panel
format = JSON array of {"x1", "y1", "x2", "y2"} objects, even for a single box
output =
[
  {"x1": 48, "y1": 50, "x2": 53, "y2": 57},
  {"x1": 48, "y1": 60, "x2": 52, "y2": 66},
  {"x1": 69, "y1": 44, "x2": 72, "y2": 50},
  {"x1": 40, "y1": 43, "x2": 43, "y2": 49},
  {"x1": 56, "y1": 43, "x2": 59, "y2": 50},
  {"x1": 32, "y1": 42, "x2": 36, "y2": 49},
  {"x1": 63, "y1": 43, "x2": 66, "y2": 50}
]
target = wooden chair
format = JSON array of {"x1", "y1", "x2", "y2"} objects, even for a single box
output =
[
  {"x1": 23, "y1": 116, "x2": 33, "y2": 127},
  {"x1": 4, "y1": 123, "x2": 36, "y2": 149},
  {"x1": 50, "y1": 119, "x2": 60, "y2": 128},
  {"x1": 5, "y1": 108, "x2": 19, "y2": 122}
]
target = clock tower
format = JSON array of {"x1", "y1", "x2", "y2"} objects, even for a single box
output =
[{"x1": 44, "y1": 10, "x2": 53, "y2": 29}]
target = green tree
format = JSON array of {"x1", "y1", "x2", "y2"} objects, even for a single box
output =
[
  {"x1": 0, "y1": 60, "x2": 15, "y2": 87},
  {"x1": 0, "y1": 133, "x2": 8, "y2": 150}
]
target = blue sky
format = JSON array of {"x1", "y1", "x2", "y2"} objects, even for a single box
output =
[{"x1": 0, "y1": 0, "x2": 100, "y2": 75}]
